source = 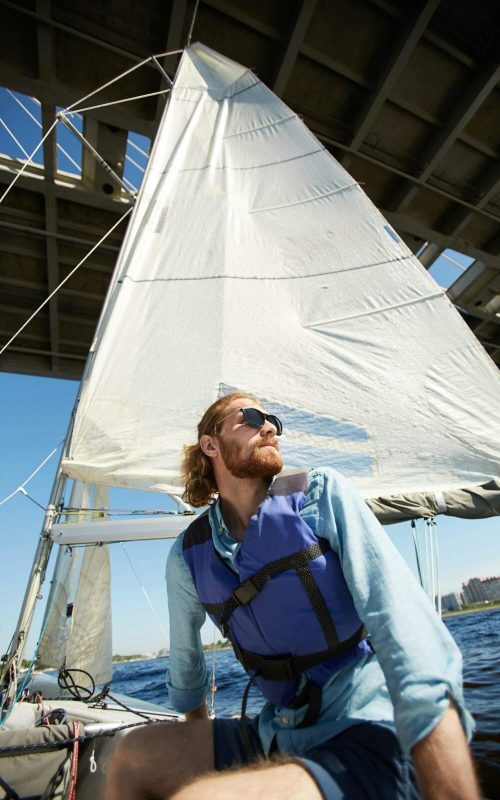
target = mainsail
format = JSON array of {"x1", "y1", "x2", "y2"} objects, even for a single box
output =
[{"x1": 60, "y1": 43, "x2": 500, "y2": 519}]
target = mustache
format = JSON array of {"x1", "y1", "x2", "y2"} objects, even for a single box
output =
[{"x1": 257, "y1": 439, "x2": 279, "y2": 449}]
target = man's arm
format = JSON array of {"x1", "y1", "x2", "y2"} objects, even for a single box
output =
[
  {"x1": 166, "y1": 536, "x2": 211, "y2": 714},
  {"x1": 315, "y1": 469, "x2": 475, "y2": 760},
  {"x1": 412, "y1": 703, "x2": 479, "y2": 800},
  {"x1": 185, "y1": 702, "x2": 209, "y2": 721}
]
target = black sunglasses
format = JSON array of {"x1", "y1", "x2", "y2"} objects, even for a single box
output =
[{"x1": 217, "y1": 407, "x2": 283, "y2": 436}]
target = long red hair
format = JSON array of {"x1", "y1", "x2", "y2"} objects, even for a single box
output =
[{"x1": 181, "y1": 391, "x2": 258, "y2": 507}]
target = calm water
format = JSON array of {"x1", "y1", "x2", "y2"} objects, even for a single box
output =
[{"x1": 112, "y1": 607, "x2": 500, "y2": 798}]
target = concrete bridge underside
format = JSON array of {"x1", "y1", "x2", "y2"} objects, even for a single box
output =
[{"x1": 0, "y1": 0, "x2": 499, "y2": 379}]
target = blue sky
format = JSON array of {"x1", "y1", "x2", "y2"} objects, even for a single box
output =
[{"x1": 0, "y1": 89, "x2": 498, "y2": 656}]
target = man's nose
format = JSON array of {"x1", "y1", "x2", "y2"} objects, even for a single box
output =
[{"x1": 260, "y1": 419, "x2": 277, "y2": 436}]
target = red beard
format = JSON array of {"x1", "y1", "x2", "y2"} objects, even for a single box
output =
[{"x1": 220, "y1": 437, "x2": 283, "y2": 479}]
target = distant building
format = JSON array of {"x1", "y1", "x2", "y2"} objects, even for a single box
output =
[
  {"x1": 461, "y1": 578, "x2": 487, "y2": 605},
  {"x1": 441, "y1": 592, "x2": 462, "y2": 611},
  {"x1": 482, "y1": 576, "x2": 500, "y2": 602}
]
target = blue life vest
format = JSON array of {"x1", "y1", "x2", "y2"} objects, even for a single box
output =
[{"x1": 182, "y1": 470, "x2": 368, "y2": 709}]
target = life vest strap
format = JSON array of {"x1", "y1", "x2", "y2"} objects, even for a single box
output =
[
  {"x1": 203, "y1": 539, "x2": 331, "y2": 635},
  {"x1": 232, "y1": 623, "x2": 367, "y2": 681}
]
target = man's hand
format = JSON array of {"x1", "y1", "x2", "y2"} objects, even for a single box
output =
[
  {"x1": 411, "y1": 702, "x2": 480, "y2": 800},
  {"x1": 185, "y1": 701, "x2": 209, "y2": 721}
]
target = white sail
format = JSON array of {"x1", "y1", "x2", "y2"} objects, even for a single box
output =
[
  {"x1": 37, "y1": 547, "x2": 76, "y2": 670},
  {"x1": 61, "y1": 44, "x2": 500, "y2": 515},
  {"x1": 63, "y1": 544, "x2": 112, "y2": 685},
  {"x1": 38, "y1": 484, "x2": 112, "y2": 684}
]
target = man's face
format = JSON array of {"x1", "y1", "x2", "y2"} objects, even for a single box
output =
[{"x1": 217, "y1": 398, "x2": 283, "y2": 479}]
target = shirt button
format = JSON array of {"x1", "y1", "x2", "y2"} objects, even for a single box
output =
[{"x1": 281, "y1": 715, "x2": 289, "y2": 725}]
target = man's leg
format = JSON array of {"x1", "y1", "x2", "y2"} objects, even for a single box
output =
[
  {"x1": 105, "y1": 719, "x2": 214, "y2": 800},
  {"x1": 171, "y1": 762, "x2": 323, "y2": 800}
]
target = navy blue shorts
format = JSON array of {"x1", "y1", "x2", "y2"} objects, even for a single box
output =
[{"x1": 213, "y1": 717, "x2": 421, "y2": 799}]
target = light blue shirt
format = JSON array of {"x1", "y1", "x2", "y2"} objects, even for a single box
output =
[{"x1": 166, "y1": 467, "x2": 473, "y2": 756}]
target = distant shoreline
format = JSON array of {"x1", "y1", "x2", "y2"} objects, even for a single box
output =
[
  {"x1": 443, "y1": 604, "x2": 500, "y2": 619},
  {"x1": 112, "y1": 645, "x2": 233, "y2": 663},
  {"x1": 112, "y1": 611, "x2": 500, "y2": 663}
]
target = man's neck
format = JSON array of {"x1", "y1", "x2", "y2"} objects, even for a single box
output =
[{"x1": 218, "y1": 476, "x2": 271, "y2": 541}]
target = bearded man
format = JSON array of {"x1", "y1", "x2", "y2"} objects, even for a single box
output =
[{"x1": 106, "y1": 391, "x2": 479, "y2": 800}]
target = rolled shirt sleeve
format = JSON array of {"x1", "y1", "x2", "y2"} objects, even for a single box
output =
[
  {"x1": 165, "y1": 533, "x2": 210, "y2": 713},
  {"x1": 312, "y1": 467, "x2": 474, "y2": 755}
]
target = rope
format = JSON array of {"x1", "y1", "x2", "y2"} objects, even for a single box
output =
[
  {"x1": 0, "y1": 720, "x2": 153, "y2": 758},
  {"x1": 0, "y1": 775, "x2": 21, "y2": 799},
  {"x1": 1, "y1": 564, "x2": 65, "y2": 728},
  {"x1": 209, "y1": 626, "x2": 217, "y2": 718},
  {"x1": 58, "y1": 669, "x2": 95, "y2": 702},
  {"x1": 0, "y1": 443, "x2": 61, "y2": 507},
  {"x1": 67, "y1": 722, "x2": 80, "y2": 800},
  {"x1": 0, "y1": 206, "x2": 132, "y2": 357},
  {"x1": 93, "y1": 691, "x2": 154, "y2": 723},
  {"x1": 119, "y1": 544, "x2": 169, "y2": 643},
  {"x1": 72, "y1": 88, "x2": 170, "y2": 115},
  {"x1": 17, "y1": 488, "x2": 46, "y2": 511},
  {"x1": 411, "y1": 519, "x2": 424, "y2": 587}
]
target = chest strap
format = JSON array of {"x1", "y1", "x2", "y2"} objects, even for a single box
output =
[
  {"x1": 203, "y1": 539, "x2": 367, "y2": 673},
  {"x1": 203, "y1": 540, "x2": 337, "y2": 644},
  {"x1": 232, "y1": 623, "x2": 366, "y2": 681}
]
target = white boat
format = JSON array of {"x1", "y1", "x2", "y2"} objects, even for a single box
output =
[{"x1": 1, "y1": 42, "x2": 500, "y2": 799}]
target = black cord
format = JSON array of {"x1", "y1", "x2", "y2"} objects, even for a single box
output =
[
  {"x1": 58, "y1": 668, "x2": 95, "y2": 701},
  {"x1": 103, "y1": 692, "x2": 155, "y2": 722},
  {"x1": 239, "y1": 673, "x2": 258, "y2": 761},
  {"x1": 0, "y1": 774, "x2": 21, "y2": 799}
]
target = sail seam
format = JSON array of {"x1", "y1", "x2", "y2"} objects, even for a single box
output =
[
  {"x1": 304, "y1": 290, "x2": 447, "y2": 328},
  {"x1": 175, "y1": 78, "x2": 262, "y2": 100},
  {"x1": 120, "y1": 254, "x2": 415, "y2": 284},
  {"x1": 171, "y1": 146, "x2": 325, "y2": 173},
  {"x1": 223, "y1": 113, "x2": 296, "y2": 138},
  {"x1": 250, "y1": 182, "x2": 359, "y2": 214}
]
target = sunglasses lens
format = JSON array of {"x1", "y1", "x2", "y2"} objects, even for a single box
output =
[
  {"x1": 242, "y1": 408, "x2": 283, "y2": 436},
  {"x1": 242, "y1": 408, "x2": 266, "y2": 428},
  {"x1": 267, "y1": 414, "x2": 283, "y2": 436}
]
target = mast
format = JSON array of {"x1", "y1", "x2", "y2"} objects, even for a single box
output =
[{"x1": 0, "y1": 454, "x2": 67, "y2": 691}]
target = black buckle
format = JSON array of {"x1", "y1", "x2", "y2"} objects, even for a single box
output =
[
  {"x1": 245, "y1": 654, "x2": 296, "y2": 681},
  {"x1": 233, "y1": 578, "x2": 260, "y2": 607}
]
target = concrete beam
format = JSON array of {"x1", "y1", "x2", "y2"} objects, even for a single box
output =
[
  {"x1": 0, "y1": 219, "x2": 121, "y2": 253},
  {"x1": 396, "y1": 62, "x2": 500, "y2": 211},
  {"x1": 446, "y1": 160, "x2": 500, "y2": 238},
  {"x1": 272, "y1": 0, "x2": 317, "y2": 97},
  {"x1": 0, "y1": 66, "x2": 156, "y2": 139},
  {"x1": 310, "y1": 123, "x2": 500, "y2": 232},
  {"x1": 37, "y1": 0, "x2": 60, "y2": 371},
  {"x1": 348, "y1": 0, "x2": 439, "y2": 153},
  {"x1": 153, "y1": 0, "x2": 188, "y2": 126},
  {"x1": 382, "y1": 211, "x2": 500, "y2": 272},
  {"x1": 417, "y1": 242, "x2": 443, "y2": 269},
  {"x1": 453, "y1": 303, "x2": 500, "y2": 329}
]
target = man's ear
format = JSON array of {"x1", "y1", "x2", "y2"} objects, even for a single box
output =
[{"x1": 200, "y1": 434, "x2": 219, "y2": 459}]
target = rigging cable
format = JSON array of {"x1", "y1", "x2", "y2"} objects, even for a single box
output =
[
  {"x1": 0, "y1": 561, "x2": 64, "y2": 727},
  {"x1": 0, "y1": 118, "x2": 57, "y2": 206},
  {"x1": 187, "y1": 0, "x2": 200, "y2": 46},
  {"x1": 208, "y1": 625, "x2": 217, "y2": 718},
  {"x1": 5, "y1": 89, "x2": 81, "y2": 172},
  {"x1": 119, "y1": 543, "x2": 169, "y2": 644},
  {"x1": 0, "y1": 443, "x2": 62, "y2": 508},
  {"x1": 0, "y1": 206, "x2": 133, "y2": 358}
]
